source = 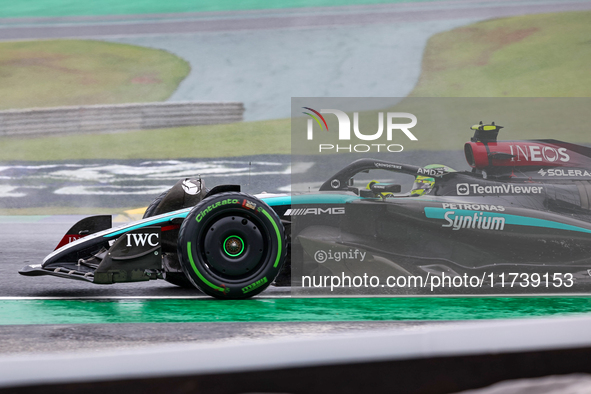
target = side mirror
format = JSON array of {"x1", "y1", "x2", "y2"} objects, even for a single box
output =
[{"x1": 370, "y1": 183, "x2": 402, "y2": 194}]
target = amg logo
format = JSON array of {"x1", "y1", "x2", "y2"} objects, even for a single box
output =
[
  {"x1": 126, "y1": 233, "x2": 159, "y2": 247},
  {"x1": 284, "y1": 207, "x2": 345, "y2": 216},
  {"x1": 442, "y1": 211, "x2": 505, "y2": 231}
]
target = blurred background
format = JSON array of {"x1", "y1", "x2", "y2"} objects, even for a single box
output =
[{"x1": 1, "y1": 0, "x2": 590, "y2": 215}]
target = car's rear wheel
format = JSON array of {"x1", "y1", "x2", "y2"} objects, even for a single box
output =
[{"x1": 177, "y1": 192, "x2": 286, "y2": 299}]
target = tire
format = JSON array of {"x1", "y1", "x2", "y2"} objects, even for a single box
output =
[
  {"x1": 164, "y1": 272, "x2": 195, "y2": 289},
  {"x1": 143, "y1": 190, "x2": 169, "y2": 219},
  {"x1": 177, "y1": 192, "x2": 286, "y2": 299},
  {"x1": 144, "y1": 189, "x2": 195, "y2": 289}
]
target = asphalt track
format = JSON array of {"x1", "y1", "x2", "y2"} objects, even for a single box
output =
[
  {"x1": 0, "y1": 216, "x2": 478, "y2": 354},
  {"x1": 2, "y1": 0, "x2": 590, "y2": 39},
  {"x1": 1, "y1": 218, "x2": 213, "y2": 297},
  {"x1": 0, "y1": 215, "x2": 424, "y2": 353},
  {"x1": 0, "y1": 321, "x2": 452, "y2": 354}
]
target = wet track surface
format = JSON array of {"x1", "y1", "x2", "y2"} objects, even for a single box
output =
[
  {"x1": 0, "y1": 218, "x2": 457, "y2": 353},
  {"x1": 0, "y1": 219, "x2": 205, "y2": 297},
  {"x1": 0, "y1": 321, "x2": 453, "y2": 354}
]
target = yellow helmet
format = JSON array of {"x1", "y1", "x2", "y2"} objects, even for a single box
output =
[{"x1": 411, "y1": 176, "x2": 435, "y2": 196}]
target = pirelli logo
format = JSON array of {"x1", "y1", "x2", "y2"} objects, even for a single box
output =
[{"x1": 284, "y1": 207, "x2": 345, "y2": 216}]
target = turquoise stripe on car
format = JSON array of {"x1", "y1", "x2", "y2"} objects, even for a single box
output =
[
  {"x1": 424, "y1": 208, "x2": 591, "y2": 234},
  {"x1": 104, "y1": 194, "x2": 358, "y2": 238},
  {"x1": 262, "y1": 194, "x2": 359, "y2": 206},
  {"x1": 105, "y1": 211, "x2": 190, "y2": 238}
]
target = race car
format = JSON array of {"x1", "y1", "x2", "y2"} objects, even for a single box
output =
[{"x1": 20, "y1": 122, "x2": 591, "y2": 298}]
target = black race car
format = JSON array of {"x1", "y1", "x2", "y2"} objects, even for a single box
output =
[{"x1": 20, "y1": 123, "x2": 591, "y2": 298}]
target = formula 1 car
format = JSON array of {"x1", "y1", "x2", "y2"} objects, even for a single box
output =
[{"x1": 20, "y1": 123, "x2": 591, "y2": 297}]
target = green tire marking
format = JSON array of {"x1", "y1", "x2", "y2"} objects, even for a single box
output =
[
  {"x1": 261, "y1": 209, "x2": 282, "y2": 268},
  {"x1": 187, "y1": 241, "x2": 225, "y2": 292},
  {"x1": 223, "y1": 235, "x2": 245, "y2": 257},
  {"x1": 241, "y1": 276, "x2": 268, "y2": 294}
]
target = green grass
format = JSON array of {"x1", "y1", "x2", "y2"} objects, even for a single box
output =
[
  {"x1": 0, "y1": 40, "x2": 189, "y2": 110},
  {"x1": 0, "y1": 119, "x2": 290, "y2": 161},
  {"x1": 2, "y1": 0, "x2": 446, "y2": 18},
  {"x1": 1, "y1": 11, "x2": 590, "y2": 161},
  {"x1": 410, "y1": 11, "x2": 591, "y2": 97}
]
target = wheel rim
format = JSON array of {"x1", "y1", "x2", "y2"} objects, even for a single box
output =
[
  {"x1": 201, "y1": 213, "x2": 267, "y2": 279},
  {"x1": 223, "y1": 235, "x2": 245, "y2": 257}
]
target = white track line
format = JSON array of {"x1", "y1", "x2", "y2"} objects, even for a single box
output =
[
  {"x1": 0, "y1": 295, "x2": 294, "y2": 301},
  {"x1": 0, "y1": 293, "x2": 589, "y2": 301}
]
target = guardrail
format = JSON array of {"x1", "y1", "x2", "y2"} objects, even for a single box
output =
[
  {"x1": 1, "y1": 315, "x2": 591, "y2": 393},
  {"x1": 0, "y1": 102, "x2": 244, "y2": 137}
]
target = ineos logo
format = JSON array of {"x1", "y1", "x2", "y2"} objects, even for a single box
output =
[
  {"x1": 456, "y1": 183, "x2": 470, "y2": 196},
  {"x1": 509, "y1": 144, "x2": 570, "y2": 163}
]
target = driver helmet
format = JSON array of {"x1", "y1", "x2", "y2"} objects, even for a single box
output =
[{"x1": 410, "y1": 164, "x2": 455, "y2": 196}]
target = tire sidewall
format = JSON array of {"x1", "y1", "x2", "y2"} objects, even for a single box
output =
[
  {"x1": 178, "y1": 192, "x2": 285, "y2": 299},
  {"x1": 143, "y1": 190, "x2": 168, "y2": 219}
]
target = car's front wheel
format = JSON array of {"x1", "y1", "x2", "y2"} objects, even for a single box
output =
[{"x1": 177, "y1": 192, "x2": 286, "y2": 299}]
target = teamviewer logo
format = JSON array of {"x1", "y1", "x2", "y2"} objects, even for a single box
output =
[{"x1": 456, "y1": 183, "x2": 470, "y2": 196}]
